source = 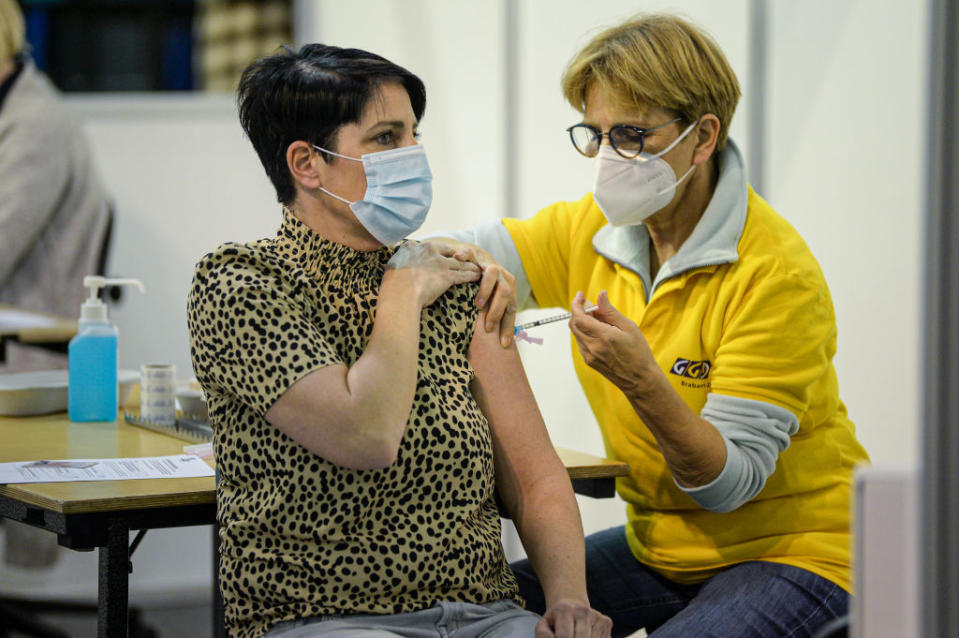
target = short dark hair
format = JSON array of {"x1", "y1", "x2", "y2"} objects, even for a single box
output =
[{"x1": 236, "y1": 43, "x2": 427, "y2": 205}]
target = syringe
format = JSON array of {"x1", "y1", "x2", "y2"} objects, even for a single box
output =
[{"x1": 513, "y1": 305, "x2": 598, "y2": 334}]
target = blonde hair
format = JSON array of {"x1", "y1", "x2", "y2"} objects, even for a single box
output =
[
  {"x1": 562, "y1": 14, "x2": 741, "y2": 151},
  {"x1": 0, "y1": 0, "x2": 25, "y2": 63}
]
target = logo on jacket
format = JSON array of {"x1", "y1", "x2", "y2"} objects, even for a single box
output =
[{"x1": 669, "y1": 358, "x2": 711, "y2": 379}]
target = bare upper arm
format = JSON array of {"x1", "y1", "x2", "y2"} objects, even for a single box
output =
[
  {"x1": 264, "y1": 363, "x2": 397, "y2": 469},
  {"x1": 468, "y1": 311, "x2": 566, "y2": 514}
]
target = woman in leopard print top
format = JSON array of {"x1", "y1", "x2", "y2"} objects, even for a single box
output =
[{"x1": 187, "y1": 44, "x2": 610, "y2": 638}]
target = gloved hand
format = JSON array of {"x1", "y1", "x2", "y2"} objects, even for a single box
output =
[{"x1": 385, "y1": 241, "x2": 481, "y2": 308}]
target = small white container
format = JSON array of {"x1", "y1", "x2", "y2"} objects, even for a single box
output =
[
  {"x1": 140, "y1": 382, "x2": 176, "y2": 396},
  {"x1": 176, "y1": 387, "x2": 208, "y2": 420},
  {"x1": 141, "y1": 364, "x2": 175, "y2": 382},
  {"x1": 140, "y1": 363, "x2": 176, "y2": 423},
  {"x1": 140, "y1": 394, "x2": 176, "y2": 408}
]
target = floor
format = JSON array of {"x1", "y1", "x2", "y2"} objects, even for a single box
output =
[{"x1": 5, "y1": 601, "x2": 213, "y2": 638}]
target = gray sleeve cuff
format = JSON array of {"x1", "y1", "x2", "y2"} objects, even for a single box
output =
[
  {"x1": 428, "y1": 220, "x2": 533, "y2": 309},
  {"x1": 678, "y1": 393, "x2": 799, "y2": 513},
  {"x1": 425, "y1": 226, "x2": 478, "y2": 244}
]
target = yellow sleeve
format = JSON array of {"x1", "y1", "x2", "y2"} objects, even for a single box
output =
[
  {"x1": 502, "y1": 193, "x2": 597, "y2": 309},
  {"x1": 711, "y1": 271, "x2": 837, "y2": 420}
]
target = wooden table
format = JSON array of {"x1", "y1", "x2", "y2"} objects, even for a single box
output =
[
  {"x1": 0, "y1": 305, "x2": 77, "y2": 364},
  {"x1": 0, "y1": 411, "x2": 629, "y2": 637},
  {"x1": 0, "y1": 413, "x2": 215, "y2": 638},
  {"x1": 556, "y1": 446, "x2": 631, "y2": 498}
]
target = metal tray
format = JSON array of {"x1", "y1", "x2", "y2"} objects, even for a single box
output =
[{"x1": 123, "y1": 410, "x2": 213, "y2": 443}]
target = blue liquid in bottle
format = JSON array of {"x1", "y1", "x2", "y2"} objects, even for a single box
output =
[{"x1": 68, "y1": 323, "x2": 118, "y2": 421}]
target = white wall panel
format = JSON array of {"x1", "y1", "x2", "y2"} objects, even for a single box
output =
[{"x1": 766, "y1": 0, "x2": 925, "y2": 464}]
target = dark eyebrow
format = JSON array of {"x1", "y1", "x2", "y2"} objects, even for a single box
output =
[{"x1": 366, "y1": 120, "x2": 414, "y2": 133}]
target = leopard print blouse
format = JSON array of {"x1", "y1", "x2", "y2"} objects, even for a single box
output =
[{"x1": 187, "y1": 209, "x2": 519, "y2": 638}]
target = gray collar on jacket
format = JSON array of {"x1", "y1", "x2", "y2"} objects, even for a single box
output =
[{"x1": 591, "y1": 139, "x2": 749, "y2": 298}]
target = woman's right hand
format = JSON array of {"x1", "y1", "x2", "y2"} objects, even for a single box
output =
[
  {"x1": 385, "y1": 241, "x2": 482, "y2": 307},
  {"x1": 423, "y1": 238, "x2": 518, "y2": 347}
]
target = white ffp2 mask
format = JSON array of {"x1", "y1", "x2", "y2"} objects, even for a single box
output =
[{"x1": 592, "y1": 120, "x2": 698, "y2": 226}]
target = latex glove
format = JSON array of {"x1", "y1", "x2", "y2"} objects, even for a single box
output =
[{"x1": 385, "y1": 241, "x2": 481, "y2": 308}]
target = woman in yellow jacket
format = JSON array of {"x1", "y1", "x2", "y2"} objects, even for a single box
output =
[{"x1": 434, "y1": 13, "x2": 869, "y2": 638}]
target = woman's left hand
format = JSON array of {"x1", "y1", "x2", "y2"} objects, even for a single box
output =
[
  {"x1": 569, "y1": 290, "x2": 656, "y2": 397},
  {"x1": 537, "y1": 598, "x2": 612, "y2": 638}
]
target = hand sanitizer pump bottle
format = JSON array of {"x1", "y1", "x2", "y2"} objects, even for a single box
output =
[{"x1": 68, "y1": 276, "x2": 145, "y2": 422}]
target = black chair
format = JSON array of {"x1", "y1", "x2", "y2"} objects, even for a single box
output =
[{"x1": 96, "y1": 203, "x2": 124, "y2": 304}]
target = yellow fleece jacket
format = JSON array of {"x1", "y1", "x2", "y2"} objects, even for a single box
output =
[{"x1": 503, "y1": 181, "x2": 869, "y2": 592}]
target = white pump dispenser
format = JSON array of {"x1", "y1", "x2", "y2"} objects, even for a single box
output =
[
  {"x1": 78, "y1": 276, "x2": 145, "y2": 322},
  {"x1": 68, "y1": 276, "x2": 145, "y2": 422}
]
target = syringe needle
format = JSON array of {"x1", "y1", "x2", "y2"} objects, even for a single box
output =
[{"x1": 513, "y1": 305, "x2": 598, "y2": 333}]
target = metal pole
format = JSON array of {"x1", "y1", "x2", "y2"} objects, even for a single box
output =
[
  {"x1": 503, "y1": 0, "x2": 519, "y2": 218},
  {"x1": 747, "y1": 0, "x2": 767, "y2": 196},
  {"x1": 920, "y1": 0, "x2": 959, "y2": 635},
  {"x1": 292, "y1": 0, "x2": 319, "y2": 48}
]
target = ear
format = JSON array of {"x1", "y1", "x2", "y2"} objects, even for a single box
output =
[
  {"x1": 286, "y1": 140, "x2": 322, "y2": 190},
  {"x1": 691, "y1": 114, "x2": 721, "y2": 166}
]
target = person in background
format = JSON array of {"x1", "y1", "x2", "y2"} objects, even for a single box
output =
[
  {"x1": 187, "y1": 43, "x2": 611, "y2": 638},
  {"x1": 0, "y1": 0, "x2": 111, "y2": 372},
  {"x1": 429, "y1": 13, "x2": 870, "y2": 638},
  {"x1": 0, "y1": 0, "x2": 111, "y2": 574}
]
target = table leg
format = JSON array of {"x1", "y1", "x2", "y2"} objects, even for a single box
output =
[{"x1": 97, "y1": 520, "x2": 129, "y2": 638}]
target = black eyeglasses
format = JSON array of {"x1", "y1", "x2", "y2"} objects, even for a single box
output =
[{"x1": 566, "y1": 117, "x2": 683, "y2": 159}]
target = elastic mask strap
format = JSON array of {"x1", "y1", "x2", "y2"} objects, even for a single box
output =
[
  {"x1": 312, "y1": 144, "x2": 362, "y2": 162},
  {"x1": 649, "y1": 120, "x2": 699, "y2": 160},
  {"x1": 656, "y1": 163, "x2": 697, "y2": 197},
  {"x1": 318, "y1": 186, "x2": 354, "y2": 205},
  {"x1": 312, "y1": 144, "x2": 360, "y2": 204}
]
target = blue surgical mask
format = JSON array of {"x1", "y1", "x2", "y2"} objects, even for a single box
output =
[{"x1": 312, "y1": 143, "x2": 433, "y2": 246}]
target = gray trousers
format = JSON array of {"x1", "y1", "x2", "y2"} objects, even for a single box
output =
[{"x1": 263, "y1": 600, "x2": 539, "y2": 638}]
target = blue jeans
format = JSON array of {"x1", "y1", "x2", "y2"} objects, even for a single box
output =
[{"x1": 510, "y1": 526, "x2": 848, "y2": 638}]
